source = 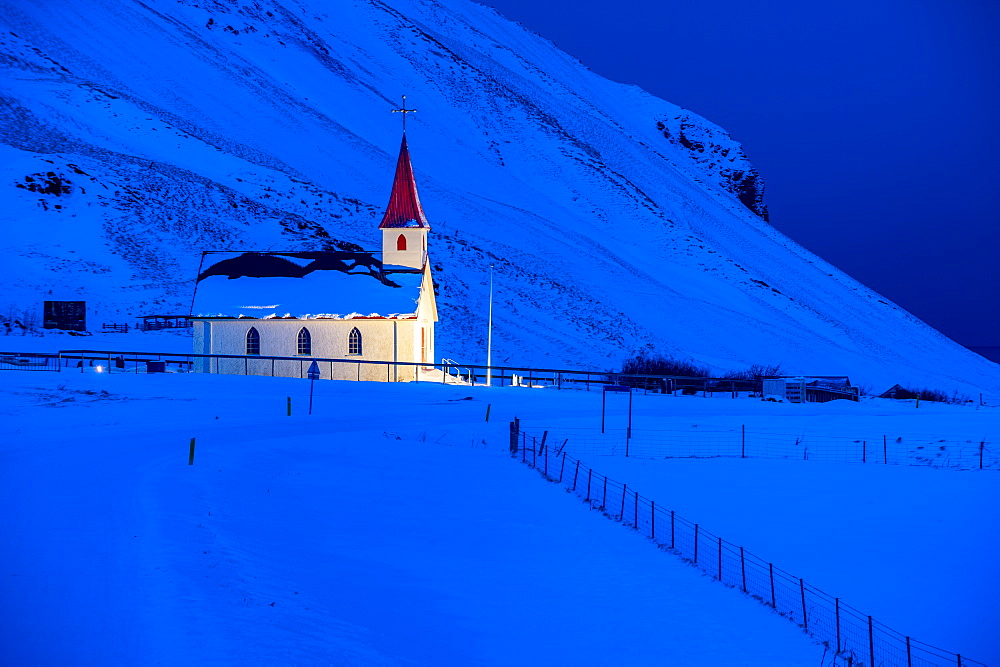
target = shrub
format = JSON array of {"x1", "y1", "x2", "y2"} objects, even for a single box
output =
[
  {"x1": 722, "y1": 363, "x2": 782, "y2": 381},
  {"x1": 901, "y1": 386, "x2": 971, "y2": 404},
  {"x1": 620, "y1": 353, "x2": 710, "y2": 378}
]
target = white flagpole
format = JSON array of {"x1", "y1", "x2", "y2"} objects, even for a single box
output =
[{"x1": 486, "y1": 264, "x2": 494, "y2": 386}]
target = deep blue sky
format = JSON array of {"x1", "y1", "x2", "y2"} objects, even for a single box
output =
[{"x1": 483, "y1": 0, "x2": 999, "y2": 348}]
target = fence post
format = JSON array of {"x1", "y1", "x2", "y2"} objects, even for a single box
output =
[
  {"x1": 634, "y1": 490, "x2": 639, "y2": 529},
  {"x1": 868, "y1": 616, "x2": 875, "y2": 667},
  {"x1": 621, "y1": 484, "x2": 627, "y2": 520},
  {"x1": 769, "y1": 563, "x2": 776, "y2": 608},
  {"x1": 670, "y1": 510, "x2": 675, "y2": 549},
  {"x1": 905, "y1": 636, "x2": 911, "y2": 667},
  {"x1": 586, "y1": 469, "x2": 592, "y2": 502},
  {"x1": 980, "y1": 442, "x2": 985, "y2": 470},
  {"x1": 800, "y1": 578, "x2": 807, "y2": 629},
  {"x1": 602, "y1": 476, "x2": 607, "y2": 509},
  {"x1": 694, "y1": 524, "x2": 699, "y2": 563},
  {"x1": 573, "y1": 460, "x2": 580, "y2": 491},
  {"x1": 509, "y1": 420, "x2": 518, "y2": 457},
  {"x1": 836, "y1": 598, "x2": 841, "y2": 653},
  {"x1": 651, "y1": 501, "x2": 656, "y2": 540},
  {"x1": 863, "y1": 440, "x2": 867, "y2": 463},
  {"x1": 485, "y1": 404, "x2": 491, "y2": 422},
  {"x1": 718, "y1": 537, "x2": 723, "y2": 580},
  {"x1": 544, "y1": 441, "x2": 549, "y2": 478},
  {"x1": 532, "y1": 437, "x2": 536, "y2": 468},
  {"x1": 188, "y1": 437, "x2": 196, "y2": 465},
  {"x1": 741, "y1": 425, "x2": 746, "y2": 458},
  {"x1": 287, "y1": 397, "x2": 291, "y2": 416},
  {"x1": 740, "y1": 547, "x2": 746, "y2": 593},
  {"x1": 559, "y1": 452, "x2": 566, "y2": 483}
]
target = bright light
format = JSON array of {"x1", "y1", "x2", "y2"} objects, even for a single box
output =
[{"x1": 95, "y1": 365, "x2": 104, "y2": 373}]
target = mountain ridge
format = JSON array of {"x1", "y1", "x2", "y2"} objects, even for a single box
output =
[{"x1": 1, "y1": 0, "x2": 997, "y2": 394}]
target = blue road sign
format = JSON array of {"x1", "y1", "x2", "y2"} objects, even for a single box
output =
[
  {"x1": 307, "y1": 360, "x2": 321, "y2": 380},
  {"x1": 604, "y1": 385, "x2": 630, "y2": 393}
]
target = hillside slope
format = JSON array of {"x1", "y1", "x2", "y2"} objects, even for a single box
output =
[{"x1": 1, "y1": 0, "x2": 996, "y2": 393}]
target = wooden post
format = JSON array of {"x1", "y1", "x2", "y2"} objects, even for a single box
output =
[
  {"x1": 573, "y1": 460, "x2": 580, "y2": 491},
  {"x1": 602, "y1": 476, "x2": 607, "y2": 509},
  {"x1": 868, "y1": 616, "x2": 875, "y2": 667},
  {"x1": 740, "y1": 547, "x2": 746, "y2": 593},
  {"x1": 650, "y1": 501, "x2": 656, "y2": 540},
  {"x1": 621, "y1": 484, "x2": 627, "y2": 520},
  {"x1": 769, "y1": 563, "x2": 776, "y2": 608},
  {"x1": 485, "y1": 404, "x2": 491, "y2": 422},
  {"x1": 559, "y1": 452, "x2": 566, "y2": 483},
  {"x1": 718, "y1": 537, "x2": 723, "y2": 580},
  {"x1": 634, "y1": 490, "x2": 639, "y2": 529},
  {"x1": 694, "y1": 523, "x2": 699, "y2": 563},
  {"x1": 586, "y1": 469, "x2": 592, "y2": 501},
  {"x1": 509, "y1": 420, "x2": 518, "y2": 457},
  {"x1": 836, "y1": 598, "x2": 841, "y2": 653},
  {"x1": 905, "y1": 636, "x2": 911, "y2": 667},
  {"x1": 670, "y1": 510, "x2": 675, "y2": 548},
  {"x1": 741, "y1": 425, "x2": 746, "y2": 458},
  {"x1": 287, "y1": 397, "x2": 291, "y2": 416},
  {"x1": 863, "y1": 440, "x2": 867, "y2": 463},
  {"x1": 188, "y1": 438, "x2": 196, "y2": 465},
  {"x1": 800, "y1": 578, "x2": 807, "y2": 629},
  {"x1": 980, "y1": 442, "x2": 985, "y2": 470}
]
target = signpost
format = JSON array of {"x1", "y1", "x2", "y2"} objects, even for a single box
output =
[
  {"x1": 602, "y1": 384, "x2": 633, "y2": 455},
  {"x1": 307, "y1": 360, "x2": 320, "y2": 415}
]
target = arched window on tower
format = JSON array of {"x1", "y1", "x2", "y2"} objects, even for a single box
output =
[
  {"x1": 396, "y1": 234, "x2": 407, "y2": 251},
  {"x1": 297, "y1": 327, "x2": 311, "y2": 355},
  {"x1": 348, "y1": 327, "x2": 362, "y2": 355},
  {"x1": 245, "y1": 327, "x2": 260, "y2": 355}
]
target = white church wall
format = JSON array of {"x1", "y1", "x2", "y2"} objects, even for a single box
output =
[{"x1": 192, "y1": 318, "x2": 422, "y2": 381}]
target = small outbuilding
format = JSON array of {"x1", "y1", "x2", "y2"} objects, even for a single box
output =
[
  {"x1": 878, "y1": 384, "x2": 919, "y2": 400},
  {"x1": 762, "y1": 376, "x2": 859, "y2": 403}
]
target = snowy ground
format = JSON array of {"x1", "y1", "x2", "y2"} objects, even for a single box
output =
[{"x1": 1, "y1": 367, "x2": 996, "y2": 664}]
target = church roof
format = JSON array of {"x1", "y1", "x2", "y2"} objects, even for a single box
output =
[
  {"x1": 379, "y1": 134, "x2": 430, "y2": 229},
  {"x1": 191, "y1": 251, "x2": 423, "y2": 319}
]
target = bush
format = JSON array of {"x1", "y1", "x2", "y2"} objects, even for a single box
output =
[
  {"x1": 722, "y1": 363, "x2": 782, "y2": 381},
  {"x1": 620, "y1": 353, "x2": 710, "y2": 378},
  {"x1": 900, "y1": 386, "x2": 971, "y2": 404}
]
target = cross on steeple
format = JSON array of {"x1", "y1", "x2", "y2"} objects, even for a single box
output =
[{"x1": 391, "y1": 95, "x2": 417, "y2": 132}]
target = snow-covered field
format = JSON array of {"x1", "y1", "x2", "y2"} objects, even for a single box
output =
[{"x1": 2, "y1": 368, "x2": 995, "y2": 664}]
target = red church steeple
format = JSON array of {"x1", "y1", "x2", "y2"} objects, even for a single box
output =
[{"x1": 379, "y1": 133, "x2": 430, "y2": 229}]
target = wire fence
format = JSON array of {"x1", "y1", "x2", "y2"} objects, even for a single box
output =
[
  {"x1": 510, "y1": 424, "x2": 985, "y2": 667},
  {"x1": 529, "y1": 426, "x2": 997, "y2": 471}
]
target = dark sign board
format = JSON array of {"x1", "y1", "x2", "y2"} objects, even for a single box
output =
[
  {"x1": 43, "y1": 301, "x2": 86, "y2": 331},
  {"x1": 604, "y1": 385, "x2": 630, "y2": 393}
]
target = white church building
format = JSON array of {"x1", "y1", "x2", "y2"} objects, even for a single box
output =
[{"x1": 189, "y1": 132, "x2": 437, "y2": 382}]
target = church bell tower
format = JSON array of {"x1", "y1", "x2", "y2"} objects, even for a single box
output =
[
  {"x1": 380, "y1": 97, "x2": 429, "y2": 269},
  {"x1": 379, "y1": 133, "x2": 430, "y2": 269}
]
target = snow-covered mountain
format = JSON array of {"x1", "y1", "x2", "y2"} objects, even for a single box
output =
[{"x1": 1, "y1": 0, "x2": 996, "y2": 393}]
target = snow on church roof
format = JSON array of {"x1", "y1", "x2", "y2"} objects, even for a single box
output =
[
  {"x1": 379, "y1": 134, "x2": 430, "y2": 229},
  {"x1": 191, "y1": 252, "x2": 423, "y2": 319}
]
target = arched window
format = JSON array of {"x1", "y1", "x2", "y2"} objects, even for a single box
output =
[
  {"x1": 245, "y1": 327, "x2": 260, "y2": 355},
  {"x1": 297, "y1": 327, "x2": 311, "y2": 355},
  {"x1": 396, "y1": 234, "x2": 407, "y2": 251},
  {"x1": 348, "y1": 327, "x2": 362, "y2": 355}
]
